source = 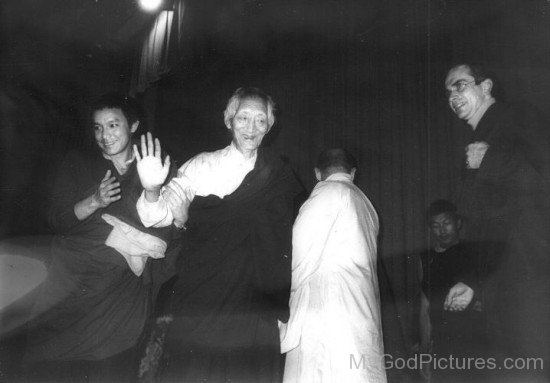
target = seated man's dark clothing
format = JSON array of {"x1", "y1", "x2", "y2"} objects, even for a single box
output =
[
  {"x1": 421, "y1": 242, "x2": 484, "y2": 357},
  {"x1": 18, "y1": 150, "x2": 175, "y2": 382}
]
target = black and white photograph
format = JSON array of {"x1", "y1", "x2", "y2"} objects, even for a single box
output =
[{"x1": 1, "y1": 0, "x2": 550, "y2": 382}]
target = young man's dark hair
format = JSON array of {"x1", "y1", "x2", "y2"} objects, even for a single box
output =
[
  {"x1": 426, "y1": 199, "x2": 459, "y2": 224},
  {"x1": 90, "y1": 92, "x2": 141, "y2": 126}
]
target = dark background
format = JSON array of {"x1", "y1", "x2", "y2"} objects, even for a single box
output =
[{"x1": 2, "y1": 0, "x2": 550, "y2": 372}]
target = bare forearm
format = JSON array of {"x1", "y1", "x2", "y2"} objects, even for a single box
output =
[
  {"x1": 419, "y1": 314, "x2": 432, "y2": 348},
  {"x1": 419, "y1": 292, "x2": 432, "y2": 350},
  {"x1": 144, "y1": 188, "x2": 161, "y2": 202},
  {"x1": 74, "y1": 195, "x2": 101, "y2": 221}
]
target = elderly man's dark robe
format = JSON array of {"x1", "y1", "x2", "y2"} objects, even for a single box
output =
[{"x1": 158, "y1": 149, "x2": 302, "y2": 383}]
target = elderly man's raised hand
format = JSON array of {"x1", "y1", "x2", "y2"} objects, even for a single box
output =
[{"x1": 134, "y1": 133, "x2": 171, "y2": 197}]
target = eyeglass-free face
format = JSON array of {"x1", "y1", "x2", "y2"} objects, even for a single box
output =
[
  {"x1": 429, "y1": 212, "x2": 461, "y2": 249},
  {"x1": 93, "y1": 108, "x2": 139, "y2": 161},
  {"x1": 229, "y1": 97, "x2": 270, "y2": 157}
]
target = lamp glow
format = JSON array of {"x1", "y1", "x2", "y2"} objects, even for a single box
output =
[{"x1": 139, "y1": 0, "x2": 163, "y2": 12}]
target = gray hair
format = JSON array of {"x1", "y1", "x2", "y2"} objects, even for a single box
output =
[{"x1": 223, "y1": 87, "x2": 276, "y2": 129}]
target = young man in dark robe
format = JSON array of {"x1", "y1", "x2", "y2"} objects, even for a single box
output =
[{"x1": 1, "y1": 93, "x2": 176, "y2": 382}]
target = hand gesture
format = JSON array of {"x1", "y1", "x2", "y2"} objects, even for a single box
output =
[
  {"x1": 134, "y1": 132, "x2": 171, "y2": 192},
  {"x1": 465, "y1": 141, "x2": 489, "y2": 169},
  {"x1": 444, "y1": 282, "x2": 474, "y2": 311},
  {"x1": 163, "y1": 182, "x2": 191, "y2": 227},
  {"x1": 92, "y1": 170, "x2": 121, "y2": 208}
]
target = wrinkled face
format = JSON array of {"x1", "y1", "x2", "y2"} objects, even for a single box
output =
[
  {"x1": 429, "y1": 212, "x2": 460, "y2": 249},
  {"x1": 93, "y1": 108, "x2": 138, "y2": 158},
  {"x1": 228, "y1": 97, "x2": 270, "y2": 154},
  {"x1": 445, "y1": 65, "x2": 487, "y2": 123}
]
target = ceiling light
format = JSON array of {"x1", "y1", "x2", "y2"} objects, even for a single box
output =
[{"x1": 138, "y1": 0, "x2": 163, "y2": 12}]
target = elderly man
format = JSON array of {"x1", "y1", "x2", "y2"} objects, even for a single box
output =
[
  {"x1": 135, "y1": 87, "x2": 301, "y2": 382},
  {"x1": 280, "y1": 148, "x2": 386, "y2": 383},
  {"x1": 445, "y1": 64, "x2": 550, "y2": 373}
]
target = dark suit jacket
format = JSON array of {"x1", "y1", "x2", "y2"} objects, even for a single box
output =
[{"x1": 457, "y1": 102, "x2": 550, "y2": 358}]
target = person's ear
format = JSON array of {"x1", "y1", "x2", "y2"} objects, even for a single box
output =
[
  {"x1": 131, "y1": 121, "x2": 139, "y2": 134},
  {"x1": 225, "y1": 118, "x2": 232, "y2": 130},
  {"x1": 481, "y1": 78, "x2": 493, "y2": 96},
  {"x1": 350, "y1": 168, "x2": 356, "y2": 181},
  {"x1": 457, "y1": 217, "x2": 463, "y2": 230},
  {"x1": 314, "y1": 168, "x2": 322, "y2": 182}
]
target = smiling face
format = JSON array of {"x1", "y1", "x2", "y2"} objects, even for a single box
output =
[
  {"x1": 429, "y1": 212, "x2": 461, "y2": 250},
  {"x1": 445, "y1": 65, "x2": 492, "y2": 126},
  {"x1": 93, "y1": 108, "x2": 138, "y2": 160},
  {"x1": 227, "y1": 97, "x2": 270, "y2": 156}
]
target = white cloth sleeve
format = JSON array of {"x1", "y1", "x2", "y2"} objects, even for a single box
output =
[
  {"x1": 136, "y1": 192, "x2": 174, "y2": 228},
  {"x1": 136, "y1": 159, "x2": 197, "y2": 228}
]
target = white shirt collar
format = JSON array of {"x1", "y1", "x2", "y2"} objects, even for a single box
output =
[{"x1": 325, "y1": 172, "x2": 353, "y2": 182}]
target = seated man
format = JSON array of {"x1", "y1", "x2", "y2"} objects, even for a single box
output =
[
  {"x1": 280, "y1": 148, "x2": 386, "y2": 383},
  {"x1": 418, "y1": 200, "x2": 485, "y2": 380},
  {"x1": 1, "y1": 93, "x2": 176, "y2": 382}
]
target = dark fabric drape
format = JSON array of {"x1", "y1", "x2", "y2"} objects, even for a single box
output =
[
  {"x1": 159, "y1": 149, "x2": 301, "y2": 382},
  {"x1": 131, "y1": 0, "x2": 186, "y2": 94}
]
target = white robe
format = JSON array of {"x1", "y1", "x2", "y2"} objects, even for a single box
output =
[{"x1": 280, "y1": 173, "x2": 386, "y2": 383}]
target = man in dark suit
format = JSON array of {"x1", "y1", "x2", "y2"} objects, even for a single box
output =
[{"x1": 445, "y1": 63, "x2": 550, "y2": 380}]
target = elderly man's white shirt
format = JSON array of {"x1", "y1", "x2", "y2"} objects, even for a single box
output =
[
  {"x1": 280, "y1": 172, "x2": 386, "y2": 383},
  {"x1": 137, "y1": 142, "x2": 256, "y2": 227}
]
